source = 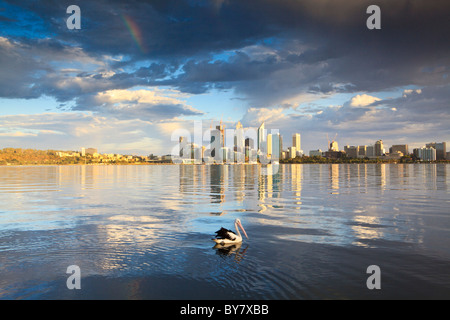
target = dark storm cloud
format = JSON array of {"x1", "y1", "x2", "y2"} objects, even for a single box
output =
[{"x1": 1, "y1": 0, "x2": 450, "y2": 111}]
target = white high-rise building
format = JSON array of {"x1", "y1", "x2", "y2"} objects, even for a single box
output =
[
  {"x1": 257, "y1": 122, "x2": 266, "y2": 153},
  {"x1": 293, "y1": 133, "x2": 301, "y2": 151}
]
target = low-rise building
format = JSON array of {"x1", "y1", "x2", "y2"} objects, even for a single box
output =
[{"x1": 309, "y1": 149, "x2": 323, "y2": 157}]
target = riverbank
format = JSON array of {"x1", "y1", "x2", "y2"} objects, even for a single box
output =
[{"x1": 1, "y1": 148, "x2": 448, "y2": 165}]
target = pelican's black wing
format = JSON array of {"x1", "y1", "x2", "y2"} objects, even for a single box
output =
[{"x1": 214, "y1": 227, "x2": 236, "y2": 240}]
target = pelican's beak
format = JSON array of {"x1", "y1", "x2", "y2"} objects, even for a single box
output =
[{"x1": 238, "y1": 220, "x2": 249, "y2": 239}]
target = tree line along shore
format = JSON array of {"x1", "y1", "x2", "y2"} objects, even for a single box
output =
[{"x1": 1, "y1": 148, "x2": 449, "y2": 166}]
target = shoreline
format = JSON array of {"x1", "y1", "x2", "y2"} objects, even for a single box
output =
[{"x1": 1, "y1": 161, "x2": 449, "y2": 167}]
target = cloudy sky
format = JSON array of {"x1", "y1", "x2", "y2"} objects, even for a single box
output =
[{"x1": 0, "y1": 0, "x2": 449, "y2": 155}]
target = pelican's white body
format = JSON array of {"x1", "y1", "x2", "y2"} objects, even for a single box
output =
[
  {"x1": 213, "y1": 232, "x2": 243, "y2": 245},
  {"x1": 212, "y1": 219, "x2": 248, "y2": 245}
]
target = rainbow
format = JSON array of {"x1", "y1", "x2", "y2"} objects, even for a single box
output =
[{"x1": 121, "y1": 14, "x2": 146, "y2": 53}]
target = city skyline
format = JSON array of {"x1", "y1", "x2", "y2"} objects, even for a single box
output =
[{"x1": 0, "y1": 1, "x2": 449, "y2": 155}]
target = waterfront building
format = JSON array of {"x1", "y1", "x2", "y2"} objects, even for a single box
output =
[
  {"x1": 309, "y1": 149, "x2": 323, "y2": 157},
  {"x1": 366, "y1": 145, "x2": 375, "y2": 157},
  {"x1": 235, "y1": 121, "x2": 245, "y2": 154},
  {"x1": 414, "y1": 147, "x2": 436, "y2": 161},
  {"x1": 266, "y1": 134, "x2": 272, "y2": 158},
  {"x1": 426, "y1": 142, "x2": 447, "y2": 160},
  {"x1": 324, "y1": 150, "x2": 345, "y2": 159},
  {"x1": 358, "y1": 145, "x2": 367, "y2": 158},
  {"x1": 257, "y1": 122, "x2": 266, "y2": 153},
  {"x1": 272, "y1": 133, "x2": 281, "y2": 161},
  {"x1": 289, "y1": 146, "x2": 297, "y2": 159},
  {"x1": 389, "y1": 145, "x2": 409, "y2": 156},
  {"x1": 375, "y1": 140, "x2": 384, "y2": 157},
  {"x1": 293, "y1": 133, "x2": 301, "y2": 151},
  {"x1": 210, "y1": 126, "x2": 224, "y2": 161},
  {"x1": 329, "y1": 140, "x2": 339, "y2": 152},
  {"x1": 384, "y1": 151, "x2": 404, "y2": 160},
  {"x1": 344, "y1": 145, "x2": 358, "y2": 158}
]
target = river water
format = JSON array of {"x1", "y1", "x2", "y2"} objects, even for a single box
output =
[{"x1": 0, "y1": 164, "x2": 449, "y2": 299}]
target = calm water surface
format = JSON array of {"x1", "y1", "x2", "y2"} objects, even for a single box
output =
[{"x1": 0, "y1": 164, "x2": 449, "y2": 299}]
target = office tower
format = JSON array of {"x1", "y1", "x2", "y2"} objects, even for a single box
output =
[
  {"x1": 245, "y1": 138, "x2": 254, "y2": 162},
  {"x1": 234, "y1": 121, "x2": 245, "y2": 163},
  {"x1": 390, "y1": 145, "x2": 409, "y2": 156},
  {"x1": 375, "y1": 140, "x2": 384, "y2": 156},
  {"x1": 329, "y1": 140, "x2": 339, "y2": 152},
  {"x1": 414, "y1": 147, "x2": 436, "y2": 161},
  {"x1": 210, "y1": 126, "x2": 223, "y2": 161},
  {"x1": 289, "y1": 146, "x2": 297, "y2": 159},
  {"x1": 426, "y1": 142, "x2": 446, "y2": 160},
  {"x1": 292, "y1": 133, "x2": 301, "y2": 151},
  {"x1": 245, "y1": 138, "x2": 254, "y2": 149},
  {"x1": 257, "y1": 122, "x2": 266, "y2": 152},
  {"x1": 344, "y1": 145, "x2": 358, "y2": 158},
  {"x1": 266, "y1": 134, "x2": 272, "y2": 158},
  {"x1": 235, "y1": 121, "x2": 244, "y2": 152},
  {"x1": 366, "y1": 145, "x2": 375, "y2": 157},
  {"x1": 358, "y1": 145, "x2": 367, "y2": 157},
  {"x1": 81, "y1": 148, "x2": 85, "y2": 157},
  {"x1": 272, "y1": 133, "x2": 281, "y2": 160}
]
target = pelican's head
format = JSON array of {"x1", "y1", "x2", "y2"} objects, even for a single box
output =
[{"x1": 235, "y1": 218, "x2": 249, "y2": 239}]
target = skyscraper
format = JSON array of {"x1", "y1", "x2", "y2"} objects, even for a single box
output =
[
  {"x1": 426, "y1": 142, "x2": 447, "y2": 160},
  {"x1": 257, "y1": 122, "x2": 266, "y2": 153},
  {"x1": 375, "y1": 140, "x2": 384, "y2": 157},
  {"x1": 272, "y1": 133, "x2": 281, "y2": 161},
  {"x1": 210, "y1": 126, "x2": 223, "y2": 161},
  {"x1": 292, "y1": 133, "x2": 301, "y2": 151},
  {"x1": 291, "y1": 133, "x2": 304, "y2": 157},
  {"x1": 266, "y1": 134, "x2": 272, "y2": 158},
  {"x1": 235, "y1": 122, "x2": 244, "y2": 148}
]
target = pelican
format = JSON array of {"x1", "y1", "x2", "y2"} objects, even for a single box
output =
[{"x1": 212, "y1": 218, "x2": 248, "y2": 246}]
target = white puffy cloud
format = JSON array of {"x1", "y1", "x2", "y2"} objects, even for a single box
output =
[{"x1": 349, "y1": 94, "x2": 381, "y2": 108}]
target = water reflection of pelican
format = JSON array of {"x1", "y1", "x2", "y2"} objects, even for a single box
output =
[{"x1": 213, "y1": 242, "x2": 249, "y2": 263}]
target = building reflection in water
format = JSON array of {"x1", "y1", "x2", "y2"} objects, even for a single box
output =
[
  {"x1": 330, "y1": 164, "x2": 339, "y2": 194},
  {"x1": 292, "y1": 164, "x2": 302, "y2": 208},
  {"x1": 209, "y1": 165, "x2": 227, "y2": 204},
  {"x1": 257, "y1": 164, "x2": 284, "y2": 213}
]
